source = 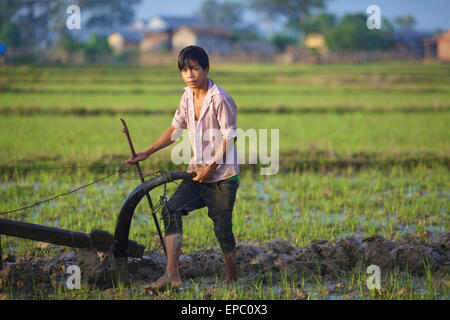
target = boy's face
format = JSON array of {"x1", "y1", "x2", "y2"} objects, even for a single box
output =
[{"x1": 180, "y1": 59, "x2": 209, "y2": 89}]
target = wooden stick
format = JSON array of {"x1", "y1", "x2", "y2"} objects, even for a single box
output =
[
  {"x1": 121, "y1": 118, "x2": 167, "y2": 256},
  {"x1": 0, "y1": 218, "x2": 144, "y2": 258}
]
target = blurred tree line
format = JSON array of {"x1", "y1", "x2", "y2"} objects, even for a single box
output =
[
  {"x1": 0, "y1": 0, "x2": 140, "y2": 60},
  {"x1": 197, "y1": 0, "x2": 423, "y2": 52},
  {"x1": 0, "y1": 0, "x2": 428, "y2": 54},
  {"x1": 303, "y1": 12, "x2": 395, "y2": 51}
]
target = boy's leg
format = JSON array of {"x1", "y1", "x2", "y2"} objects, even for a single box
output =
[
  {"x1": 146, "y1": 233, "x2": 183, "y2": 290},
  {"x1": 222, "y1": 248, "x2": 238, "y2": 283},
  {"x1": 165, "y1": 233, "x2": 182, "y2": 281},
  {"x1": 201, "y1": 179, "x2": 240, "y2": 283},
  {"x1": 145, "y1": 179, "x2": 205, "y2": 291}
]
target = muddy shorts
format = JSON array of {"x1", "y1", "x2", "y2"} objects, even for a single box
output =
[{"x1": 161, "y1": 177, "x2": 240, "y2": 253}]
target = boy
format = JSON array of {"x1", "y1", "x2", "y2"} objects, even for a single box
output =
[{"x1": 125, "y1": 46, "x2": 240, "y2": 291}]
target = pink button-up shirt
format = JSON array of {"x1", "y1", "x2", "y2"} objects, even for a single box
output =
[{"x1": 171, "y1": 78, "x2": 240, "y2": 183}]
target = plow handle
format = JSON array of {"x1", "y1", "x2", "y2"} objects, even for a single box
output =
[{"x1": 121, "y1": 118, "x2": 167, "y2": 256}]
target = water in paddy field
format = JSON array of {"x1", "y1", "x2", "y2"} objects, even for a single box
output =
[
  {"x1": 250, "y1": 177, "x2": 448, "y2": 240},
  {"x1": 2, "y1": 171, "x2": 448, "y2": 238}
]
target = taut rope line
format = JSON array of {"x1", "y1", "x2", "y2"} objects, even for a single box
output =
[{"x1": 0, "y1": 165, "x2": 128, "y2": 215}]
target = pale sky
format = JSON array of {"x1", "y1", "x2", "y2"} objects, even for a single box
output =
[{"x1": 136, "y1": 0, "x2": 449, "y2": 32}]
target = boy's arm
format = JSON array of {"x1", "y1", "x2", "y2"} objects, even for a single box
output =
[{"x1": 125, "y1": 125, "x2": 177, "y2": 166}]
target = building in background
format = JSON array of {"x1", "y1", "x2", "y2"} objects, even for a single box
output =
[
  {"x1": 232, "y1": 40, "x2": 278, "y2": 57},
  {"x1": 423, "y1": 29, "x2": 450, "y2": 62},
  {"x1": 303, "y1": 33, "x2": 328, "y2": 53},
  {"x1": 172, "y1": 26, "x2": 233, "y2": 55},
  {"x1": 393, "y1": 29, "x2": 431, "y2": 56},
  {"x1": 108, "y1": 15, "x2": 205, "y2": 54},
  {"x1": 108, "y1": 31, "x2": 142, "y2": 54}
]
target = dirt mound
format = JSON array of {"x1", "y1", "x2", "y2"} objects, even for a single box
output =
[
  {"x1": 0, "y1": 262, "x2": 52, "y2": 298},
  {"x1": 361, "y1": 235, "x2": 400, "y2": 269},
  {"x1": 1, "y1": 232, "x2": 448, "y2": 296}
]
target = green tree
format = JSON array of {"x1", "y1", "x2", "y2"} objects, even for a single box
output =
[
  {"x1": 231, "y1": 23, "x2": 262, "y2": 42},
  {"x1": 431, "y1": 28, "x2": 444, "y2": 37},
  {"x1": 0, "y1": 0, "x2": 142, "y2": 48},
  {"x1": 0, "y1": 21, "x2": 21, "y2": 47},
  {"x1": 82, "y1": 34, "x2": 111, "y2": 62},
  {"x1": 300, "y1": 12, "x2": 336, "y2": 34},
  {"x1": 197, "y1": 0, "x2": 243, "y2": 27},
  {"x1": 271, "y1": 34, "x2": 297, "y2": 50},
  {"x1": 2, "y1": 0, "x2": 49, "y2": 48},
  {"x1": 326, "y1": 13, "x2": 394, "y2": 51},
  {"x1": 57, "y1": 33, "x2": 83, "y2": 51},
  {"x1": 393, "y1": 15, "x2": 416, "y2": 30},
  {"x1": 249, "y1": 0, "x2": 331, "y2": 33},
  {"x1": 197, "y1": 0, "x2": 263, "y2": 42}
]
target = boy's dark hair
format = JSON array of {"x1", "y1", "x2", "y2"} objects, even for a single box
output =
[{"x1": 177, "y1": 46, "x2": 209, "y2": 72}]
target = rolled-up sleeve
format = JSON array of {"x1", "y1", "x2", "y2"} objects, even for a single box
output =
[
  {"x1": 216, "y1": 95, "x2": 238, "y2": 140},
  {"x1": 171, "y1": 95, "x2": 187, "y2": 129}
]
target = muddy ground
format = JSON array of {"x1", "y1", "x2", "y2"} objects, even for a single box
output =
[{"x1": 1, "y1": 232, "x2": 448, "y2": 298}]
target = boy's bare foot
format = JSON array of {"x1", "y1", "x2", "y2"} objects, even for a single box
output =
[{"x1": 142, "y1": 274, "x2": 182, "y2": 293}]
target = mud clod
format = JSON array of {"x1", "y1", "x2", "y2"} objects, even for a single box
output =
[
  {"x1": 334, "y1": 238, "x2": 362, "y2": 269},
  {"x1": 361, "y1": 235, "x2": 400, "y2": 269},
  {"x1": 77, "y1": 249, "x2": 102, "y2": 279},
  {"x1": 390, "y1": 244, "x2": 441, "y2": 274},
  {"x1": 428, "y1": 232, "x2": 450, "y2": 258},
  {"x1": 265, "y1": 239, "x2": 294, "y2": 255},
  {"x1": 0, "y1": 262, "x2": 52, "y2": 298}
]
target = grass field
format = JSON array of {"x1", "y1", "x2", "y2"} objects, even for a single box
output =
[
  {"x1": 0, "y1": 63, "x2": 449, "y2": 114},
  {"x1": 0, "y1": 112, "x2": 448, "y2": 167},
  {"x1": 0, "y1": 62, "x2": 448, "y2": 300}
]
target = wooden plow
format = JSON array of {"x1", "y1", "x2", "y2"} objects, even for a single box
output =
[{"x1": 0, "y1": 170, "x2": 195, "y2": 280}]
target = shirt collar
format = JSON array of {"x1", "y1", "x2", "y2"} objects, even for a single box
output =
[{"x1": 184, "y1": 78, "x2": 220, "y2": 97}]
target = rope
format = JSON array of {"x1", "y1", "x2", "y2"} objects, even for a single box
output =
[
  {"x1": 0, "y1": 165, "x2": 128, "y2": 215},
  {"x1": 0, "y1": 166, "x2": 179, "y2": 217},
  {"x1": 4, "y1": 163, "x2": 125, "y2": 172}
]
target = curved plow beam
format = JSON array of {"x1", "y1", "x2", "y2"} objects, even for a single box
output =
[{"x1": 113, "y1": 171, "x2": 195, "y2": 258}]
